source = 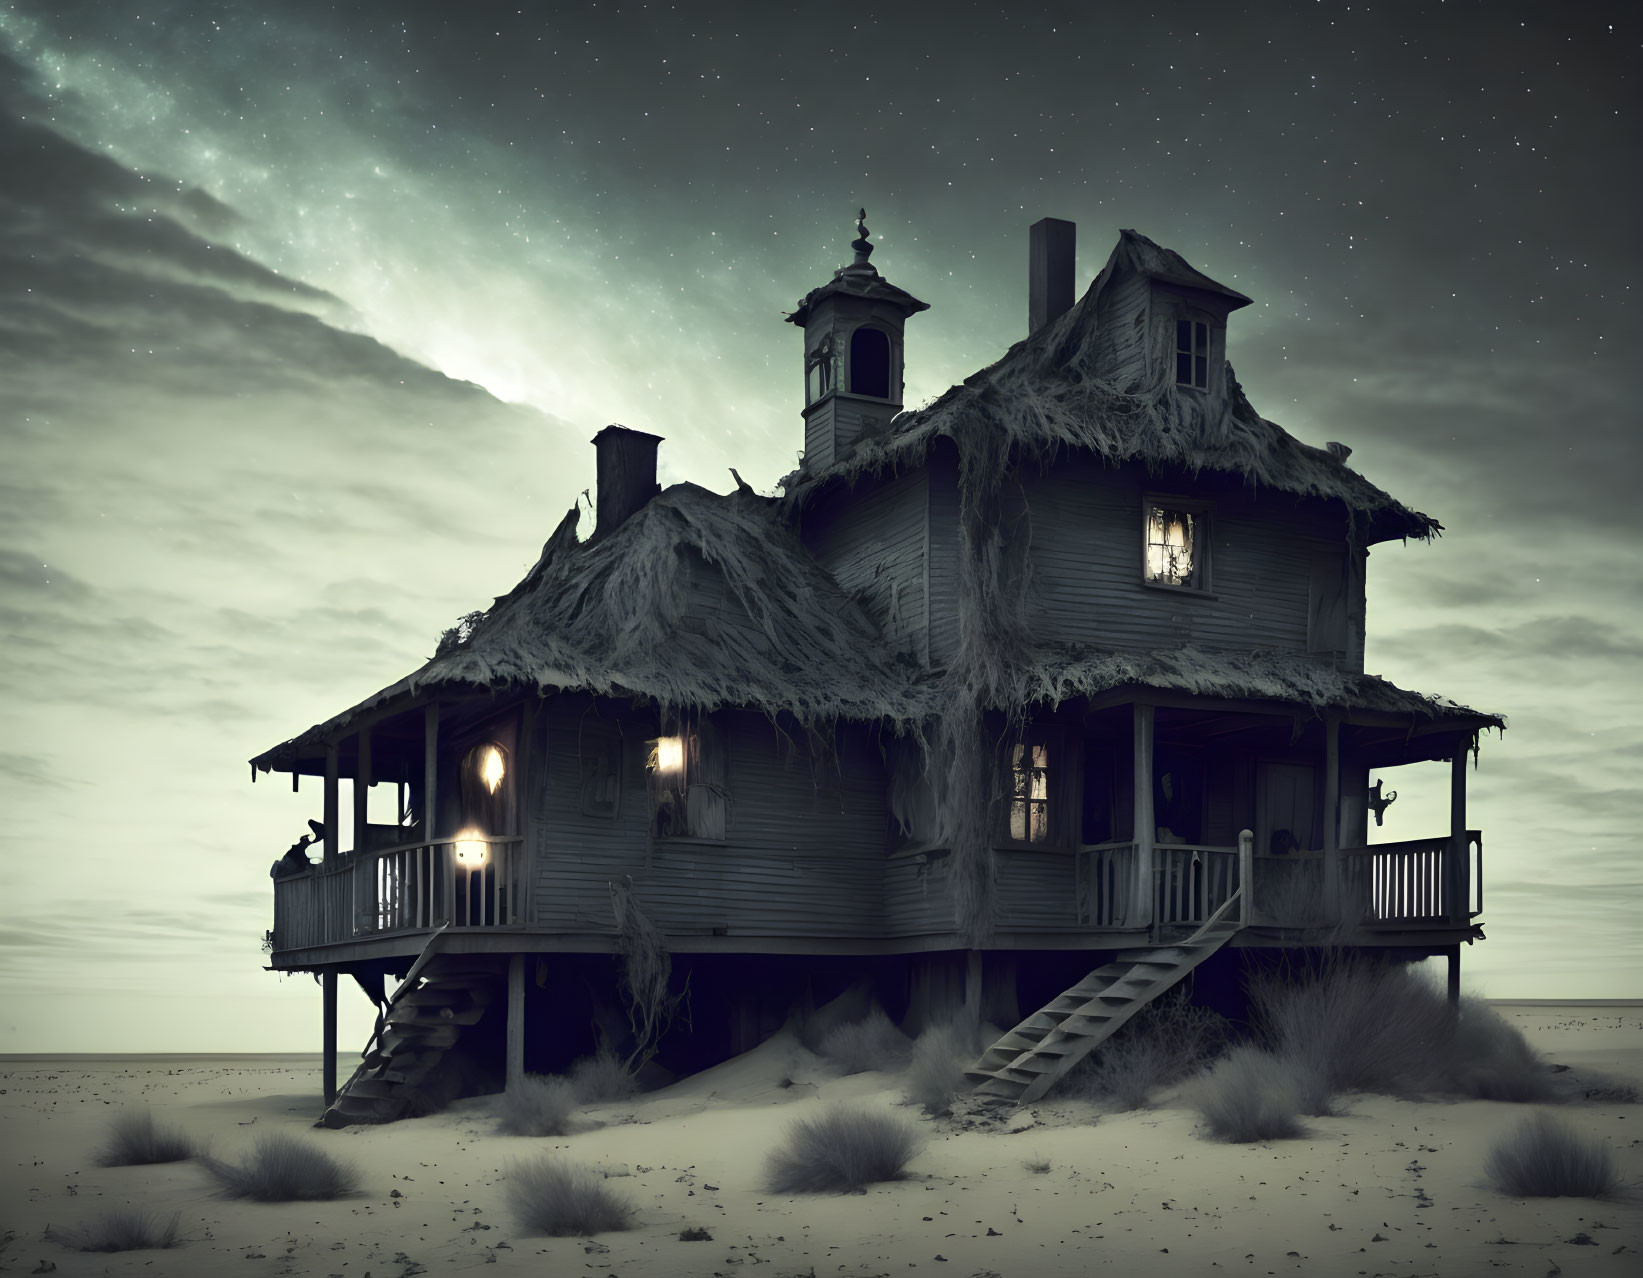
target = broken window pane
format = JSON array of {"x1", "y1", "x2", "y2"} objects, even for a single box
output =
[
  {"x1": 1145, "y1": 505, "x2": 1198, "y2": 587},
  {"x1": 1009, "y1": 742, "x2": 1051, "y2": 843}
]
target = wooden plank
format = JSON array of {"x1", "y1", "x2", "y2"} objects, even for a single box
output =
[
  {"x1": 322, "y1": 971, "x2": 337, "y2": 1106},
  {"x1": 507, "y1": 954, "x2": 525, "y2": 1090},
  {"x1": 1134, "y1": 704, "x2": 1155, "y2": 927},
  {"x1": 1323, "y1": 716, "x2": 1340, "y2": 921},
  {"x1": 1450, "y1": 750, "x2": 1468, "y2": 927}
]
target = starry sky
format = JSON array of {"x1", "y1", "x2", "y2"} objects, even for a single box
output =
[{"x1": 1, "y1": 1, "x2": 1638, "y2": 1052}]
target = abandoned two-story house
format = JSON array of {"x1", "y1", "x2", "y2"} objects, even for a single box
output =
[{"x1": 252, "y1": 213, "x2": 1500, "y2": 1123}]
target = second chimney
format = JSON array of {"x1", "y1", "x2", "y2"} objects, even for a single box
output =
[
  {"x1": 592, "y1": 424, "x2": 663, "y2": 538},
  {"x1": 1029, "y1": 217, "x2": 1076, "y2": 335}
]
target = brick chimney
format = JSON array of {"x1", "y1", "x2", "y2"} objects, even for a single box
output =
[
  {"x1": 592, "y1": 425, "x2": 662, "y2": 538},
  {"x1": 1029, "y1": 217, "x2": 1076, "y2": 335}
]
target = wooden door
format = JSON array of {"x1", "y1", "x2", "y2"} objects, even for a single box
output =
[{"x1": 1258, "y1": 762, "x2": 1317, "y2": 854}]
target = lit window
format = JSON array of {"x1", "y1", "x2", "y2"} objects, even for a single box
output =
[
  {"x1": 648, "y1": 717, "x2": 726, "y2": 840},
  {"x1": 1175, "y1": 319, "x2": 1209, "y2": 389},
  {"x1": 1144, "y1": 500, "x2": 1209, "y2": 591},
  {"x1": 1009, "y1": 741, "x2": 1051, "y2": 843}
]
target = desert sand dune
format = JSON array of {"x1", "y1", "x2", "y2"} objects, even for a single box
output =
[{"x1": 1, "y1": 1005, "x2": 1638, "y2": 1277}]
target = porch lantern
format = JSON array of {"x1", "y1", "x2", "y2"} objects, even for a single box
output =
[
  {"x1": 653, "y1": 734, "x2": 685, "y2": 776},
  {"x1": 479, "y1": 744, "x2": 505, "y2": 795},
  {"x1": 453, "y1": 826, "x2": 488, "y2": 866}
]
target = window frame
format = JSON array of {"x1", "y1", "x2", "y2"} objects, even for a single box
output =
[
  {"x1": 999, "y1": 726, "x2": 1063, "y2": 849},
  {"x1": 648, "y1": 712, "x2": 729, "y2": 843},
  {"x1": 1174, "y1": 316, "x2": 1211, "y2": 390},
  {"x1": 846, "y1": 324, "x2": 894, "y2": 400},
  {"x1": 1140, "y1": 493, "x2": 1215, "y2": 595}
]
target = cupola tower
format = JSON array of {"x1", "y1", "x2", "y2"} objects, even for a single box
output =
[{"x1": 787, "y1": 210, "x2": 928, "y2": 469}]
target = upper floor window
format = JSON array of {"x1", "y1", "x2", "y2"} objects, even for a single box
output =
[
  {"x1": 1008, "y1": 739, "x2": 1052, "y2": 843},
  {"x1": 849, "y1": 326, "x2": 891, "y2": 398},
  {"x1": 1175, "y1": 319, "x2": 1209, "y2": 389},
  {"x1": 1143, "y1": 497, "x2": 1211, "y2": 591},
  {"x1": 648, "y1": 715, "x2": 727, "y2": 840},
  {"x1": 578, "y1": 726, "x2": 623, "y2": 819}
]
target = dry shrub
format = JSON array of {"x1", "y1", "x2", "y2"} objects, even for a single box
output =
[
  {"x1": 199, "y1": 1132, "x2": 359, "y2": 1201},
  {"x1": 505, "y1": 1157, "x2": 633, "y2": 1236},
  {"x1": 1249, "y1": 955, "x2": 1453, "y2": 1098},
  {"x1": 1485, "y1": 1113, "x2": 1622, "y2": 1199},
  {"x1": 495, "y1": 1074, "x2": 581, "y2": 1136},
  {"x1": 903, "y1": 1019, "x2": 994, "y2": 1113},
  {"x1": 1058, "y1": 989, "x2": 1230, "y2": 1110},
  {"x1": 95, "y1": 1111, "x2": 196, "y2": 1167},
  {"x1": 765, "y1": 1104, "x2": 922, "y2": 1194},
  {"x1": 1446, "y1": 998, "x2": 1558, "y2": 1102},
  {"x1": 46, "y1": 1209, "x2": 180, "y2": 1253},
  {"x1": 1186, "y1": 1046, "x2": 1306, "y2": 1142},
  {"x1": 568, "y1": 1045, "x2": 641, "y2": 1102},
  {"x1": 817, "y1": 1006, "x2": 913, "y2": 1075}
]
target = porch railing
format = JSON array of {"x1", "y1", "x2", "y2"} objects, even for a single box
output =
[
  {"x1": 1153, "y1": 844, "x2": 1242, "y2": 927},
  {"x1": 1075, "y1": 841, "x2": 1137, "y2": 927},
  {"x1": 1341, "y1": 830, "x2": 1482, "y2": 926},
  {"x1": 271, "y1": 836, "x2": 525, "y2": 952}
]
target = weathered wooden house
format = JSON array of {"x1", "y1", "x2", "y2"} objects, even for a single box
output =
[{"x1": 253, "y1": 213, "x2": 1500, "y2": 1122}]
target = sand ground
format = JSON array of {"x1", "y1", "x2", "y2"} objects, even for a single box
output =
[{"x1": 1, "y1": 1003, "x2": 1638, "y2": 1278}]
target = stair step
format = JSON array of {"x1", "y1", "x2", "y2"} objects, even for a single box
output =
[
  {"x1": 346, "y1": 1078, "x2": 403, "y2": 1100},
  {"x1": 389, "y1": 1004, "x2": 486, "y2": 1027}
]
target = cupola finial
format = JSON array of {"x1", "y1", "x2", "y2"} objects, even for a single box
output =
[{"x1": 849, "y1": 207, "x2": 874, "y2": 269}]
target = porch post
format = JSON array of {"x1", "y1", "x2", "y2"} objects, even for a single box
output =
[
  {"x1": 1445, "y1": 943, "x2": 1461, "y2": 1007},
  {"x1": 323, "y1": 742, "x2": 339, "y2": 866},
  {"x1": 424, "y1": 702, "x2": 442, "y2": 923},
  {"x1": 1133, "y1": 702, "x2": 1155, "y2": 930},
  {"x1": 1323, "y1": 716, "x2": 1340, "y2": 924},
  {"x1": 354, "y1": 727, "x2": 372, "y2": 854},
  {"x1": 965, "y1": 950, "x2": 983, "y2": 1029},
  {"x1": 507, "y1": 954, "x2": 526, "y2": 1089},
  {"x1": 1450, "y1": 745, "x2": 1469, "y2": 927},
  {"x1": 354, "y1": 726, "x2": 372, "y2": 933},
  {"x1": 321, "y1": 970, "x2": 338, "y2": 1106}
]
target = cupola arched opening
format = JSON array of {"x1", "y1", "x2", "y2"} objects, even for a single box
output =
[{"x1": 848, "y1": 326, "x2": 891, "y2": 399}]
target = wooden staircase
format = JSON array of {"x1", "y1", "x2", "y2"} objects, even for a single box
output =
[
  {"x1": 319, "y1": 931, "x2": 505, "y2": 1127},
  {"x1": 964, "y1": 896, "x2": 1244, "y2": 1105}
]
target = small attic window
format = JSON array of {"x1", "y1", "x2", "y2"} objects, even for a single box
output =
[
  {"x1": 849, "y1": 326, "x2": 891, "y2": 398},
  {"x1": 1143, "y1": 498, "x2": 1210, "y2": 591},
  {"x1": 1175, "y1": 320, "x2": 1209, "y2": 389}
]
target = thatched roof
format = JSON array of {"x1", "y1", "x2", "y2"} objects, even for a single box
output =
[
  {"x1": 250, "y1": 483, "x2": 924, "y2": 770},
  {"x1": 995, "y1": 645, "x2": 1502, "y2": 728},
  {"x1": 782, "y1": 229, "x2": 1437, "y2": 546}
]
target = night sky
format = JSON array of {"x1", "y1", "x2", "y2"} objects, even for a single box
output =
[{"x1": 2, "y1": 2, "x2": 1638, "y2": 1051}]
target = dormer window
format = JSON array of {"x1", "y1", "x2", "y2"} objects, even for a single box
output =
[
  {"x1": 848, "y1": 326, "x2": 891, "y2": 398},
  {"x1": 1175, "y1": 319, "x2": 1209, "y2": 389},
  {"x1": 1143, "y1": 496, "x2": 1211, "y2": 591}
]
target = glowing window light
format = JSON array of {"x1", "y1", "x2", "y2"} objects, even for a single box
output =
[
  {"x1": 654, "y1": 735, "x2": 685, "y2": 774},
  {"x1": 1145, "y1": 505, "x2": 1197, "y2": 587},
  {"x1": 454, "y1": 827, "x2": 489, "y2": 866},
  {"x1": 479, "y1": 744, "x2": 505, "y2": 794},
  {"x1": 1009, "y1": 742, "x2": 1051, "y2": 843}
]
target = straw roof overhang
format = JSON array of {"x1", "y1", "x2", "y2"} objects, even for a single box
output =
[
  {"x1": 985, "y1": 645, "x2": 1503, "y2": 732},
  {"x1": 250, "y1": 482, "x2": 924, "y2": 774},
  {"x1": 781, "y1": 230, "x2": 1436, "y2": 547}
]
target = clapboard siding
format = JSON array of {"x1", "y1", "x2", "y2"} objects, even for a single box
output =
[
  {"x1": 883, "y1": 853, "x2": 959, "y2": 935},
  {"x1": 531, "y1": 700, "x2": 892, "y2": 938},
  {"x1": 926, "y1": 448, "x2": 961, "y2": 669},
  {"x1": 1094, "y1": 270, "x2": 1152, "y2": 388},
  {"x1": 805, "y1": 470, "x2": 929, "y2": 665},
  {"x1": 1021, "y1": 458, "x2": 1348, "y2": 655},
  {"x1": 994, "y1": 850, "x2": 1081, "y2": 931}
]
